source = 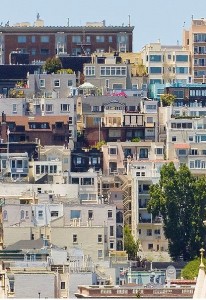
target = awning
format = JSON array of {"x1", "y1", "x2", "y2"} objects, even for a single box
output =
[{"x1": 174, "y1": 143, "x2": 190, "y2": 149}]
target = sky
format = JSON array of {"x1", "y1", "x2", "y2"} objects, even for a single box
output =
[{"x1": 0, "y1": 0, "x2": 206, "y2": 51}]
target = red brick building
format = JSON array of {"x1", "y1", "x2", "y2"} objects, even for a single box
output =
[
  {"x1": 0, "y1": 115, "x2": 70, "y2": 146},
  {"x1": 0, "y1": 22, "x2": 134, "y2": 64}
]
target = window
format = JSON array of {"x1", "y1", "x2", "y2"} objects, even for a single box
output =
[
  {"x1": 178, "y1": 149, "x2": 187, "y2": 156},
  {"x1": 31, "y1": 36, "x2": 36, "y2": 43},
  {"x1": 72, "y1": 36, "x2": 81, "y2": 43},
  {"x1": 88, "y1": 210, "x2": 93, "y2": 219},
  {"x1": 69, "y1": 117, "x2": 72, "y2": 124},
  {"x1": 149, "y1": 67, "x2": 162, "y2": 74},
  {"x1": 109, "y1": 147, "x2": 117, "y2": 155},
  {"x1": 31, "y1": 48, "x2": 36, "y2": 55},
  {"x1": 61, "y1": 104, "x2": 70, "y2": 112},
  {"x1": 39, "y1": 79, "x2": 45, "y2": 88},
  {"x1": 176, "y1": 55, "x2": 188, "y2": 62},
  {"x1": 172, "y1": 136, "x2": 176, "y2": 141},
  {"x1": 156, "y1": 148, "x2": 163, "y2": 155},
  {"x1": 73, "y1": 234, "x2": 78, "y2": 243},
  {"x1": 154, "y1": 229, "x2": 161, "y2": 235},
  {"x1": 147, "y1": 229, "x2": 152, "y2": 236},
  {"x1": 40, "y1": 49, "x2": 49, "y2": 55},
  {"x1": 54, "y1": 79, "x2": 60, "y2": 87},
  {"x1": 148, "y1": 243, "x2": 153, "y2": 250},
  {"x1": 110, "y1": 226, "x2": 114, "y2": 236},
  {"x1": 61, "y1": 282, "x2": 66, "y2": 290},
  {"x1": 68, "y1": 80, "x2": 73, "y2": 86},
  {"x1": 81, "y1": 178, "x2": 94, "y2": 185},
  {"x1": 41, "y1": 36, "x2": 49, "y2": 43},
  {"x1": 98, "y1": 250, "x2": 103, "y2": 258},
  {"x1": 108, "y1": 210, "x2": 113, "y2": 218},
  {"x1": 18, "y1": 36, "x2": 26, "y2": 43},
  {"x1": 45, "y1": 104, "x2": 53, "y2": 112},
  {"x1": 139, "y1": 148, "x2": 148, "y2": 159},
  {"x1": 84, "y1": 66, "x2": 95, "y2": 76},
  {"x1": 38, "y1": 210, "x2": 43, "y2": 218},
  {"x1": 147, "y1": 117, "x2": 153, "y2": 123},
  {"x1": 20, "y1": 210, "x2": 25, "y2": 220},
  {"x1": 96, "y1": 36, "x2": 105, "y2": 42},
  {"x1": 51, "y1": 211, "x2": 59, "y2": 217},
  {"x1": 100, "y1": 66, "x2": 127, "y2": 76},
  {"x1": 191, "y1": 149, "x2": 198, "y2": 155},
  {"x1": 12, "y1": 104, "x2": 17, "y2": 113},
  {"x1": 189, "y1": 136, "x2": 193, "y2": 142},
  {"x1": 176, "y1": 67, "x2": 188, "y2": 74},
  {"x1": 149, "y1": 55, "x2": 162, "y2": 62},
  {"x1": 71, "y1": 210, "x2": 81, "y2": 219},
  {"x1": 110, "y1": 241, "x2": 114, "y2": 249},
  {"x1": 98, "y1": 234, "x2": 103, "y2": 243},
  {"x1": 3, "y1": 210, "x2": 8, "y2": 221},
  {"x1": 108, "y1": 36, "x2": 113, "y2": 42},
  {"x1": 25, "y1": 211, "x2": 29, "y2": 218}
]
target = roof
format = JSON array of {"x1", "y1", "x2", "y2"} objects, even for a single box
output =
[
  {"x1": 5, "y1": 238, "x2": 49, "y2": 251},
  {"x1": 1, "y1": 115, "x2": 69, "y2": 130}
]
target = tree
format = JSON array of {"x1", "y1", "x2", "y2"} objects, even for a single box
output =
[
  {"x1": 148, "y1": 162, "x2": 206, "y2": 261},
  {"x1": 124, "y1": 225, "x2": 139, "y2": 260},
  {"x1": 160, "y1": 94, "x2": 176, "y2": 107},
  {"x1": 131, "y1": 137, "x2": 140, "y2": 142},
  {"x1": 43, "y1": 57, "x2": 62, "y2": 74},
  {"x1": 181, "y1": 258, "x2": 206, "y2": 279}
]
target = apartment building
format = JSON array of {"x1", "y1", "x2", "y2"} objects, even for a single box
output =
[
  {"x1": 183, "y1": 18, "x2": 206, "y2": 83},
  {"x1": 69, "y1": 170, "x2": 99, "y2": 204},
  {"x1": 80, "y1": 96, "x2": 158, "y2": 145},
  {"x1": 141, "y1": 42, "x2": 191, "y2": 85},
  {"x1": 0, "y1": 18, "x2": 134, "y2": 64},
  {"x1": 161, "y1": 105, "x2": 206, "y2": 176},
  {"x1": 102, "y1": 141, "x2": 165, "y2": 176}
]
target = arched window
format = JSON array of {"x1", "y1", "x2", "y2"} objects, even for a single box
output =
[
  {"x1": 3, "y1": 210, "x2": 8, "y2": 221},
  {"x1": 20, "y1": 210, "x2": 25, "y2": 220}
]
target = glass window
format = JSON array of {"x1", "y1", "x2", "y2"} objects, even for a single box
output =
[
  {"x1": 18, "y1": 36, "x2": 26, "y2": 43},
  {"x1": 38, "y1": 210, "x2": 43, "y2": 218},
  {"x1": 96, "y1": 36, "x2": 105, "y2": 42},
  {"x1": 98, "y1": 250, "x2": 103, "y2": 258},
  {"x1": 72, "y1": 36, "x2": 81, "y2": 43},
  {"x1": 139, "y1": 148, "x2": 148, "y2": 159},
  {"x1": 39, "y1": 79, "x2": 45, "y2": 88},
  {"x1": 73, "y1": 234, "x2": 78, "y2": 243},
  {"x1": 68, "y1": 80, "x2": 73, "y2": 86},
  {"x1": 147, "y1": 229, "x2": 152, "y2": 236},
  {"x1": 156, "y1": 148, "x2": 163, "y2": 155},
  {"x1": 54, "y1": 79, "x2": 60, "y2": 87},
  {"x1": 179, "y1": 149, "x2": 187, "y2": 156},
  {"x1": 46, "y1": 104, "x2": 53, "y2": 112},
  {"x1": 71, "y1": 210, "x2": 81, "y2": 219},
  {"x1": 88, "y1": 210, "x2": 93, "y2": 219},
  {"x1": 3, "y1": 210, "x2": 8, "y2": 221},
  {"x1": 40, "y1": 49, "x2": 49, "y2": 55},
  {"x1": 12, "y1": 104, "x2": 17, "y2": 113},
  {"x1": 108, "y1": 36, "x2": 113, "y2": 42},
  {"x1": 108, "y1": 210, "x2": 113, "y2": 218},
  {"x1": 84, "y1": 66, "x2": 95, "y2": 76},
  {"x1": 150, "y1": 67, "x2": 162, "y2": 74},
  {"x1": 61, "y1": 104, "x2": 70, "y2": 111},
  {"x1": 149, "y1": 55, "x2": 162, "y2": 62},
  {"x1": 98, "y1": 234, "x2": 102, "y2": 243},
  {"x1": 61, "y1": 282, "x2": 65, "y2": 290},
  {"x1": 110, "y1": 226, "x2": 114, "y2": 236},
  {"x1": 176, "y1": 55, "x2": 188, "y2": 62},
  {"x1": 41, "y1": 36, "x2": 49, "y2": 43},
  {"x1": 20, "y1": 210, "x2": 25, "y2": 220},
  {"x1": 31, "y1": 36, "x2": 36, "y2": 43}
]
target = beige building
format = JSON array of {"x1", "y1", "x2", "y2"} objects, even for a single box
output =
[
  {"x1": 160, "y1": 105, "x2": 206, "y2": 176},
  {"x1": 141, "y1": 42, "x2": 191, "y2": 84},
  {"x1": 183, "y1": 18, "x2": 206, "y2": 83}
]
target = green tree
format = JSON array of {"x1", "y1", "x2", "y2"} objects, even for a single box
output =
[
  {"x1": 93, "y1": 140, "x2": 106, "y2": 150},
  {"x1": 148, "y1": 162, "x2": 206, "y2": 261},
  {"x1": 57, "y1": 68, "x2": 74, "y2": 74},
  {"x1": 181, "y1": 258, "x2": 206, "y2": 279},
  {"x1": 43, "y1": 57, "x2": 62, "y2": 74},
  {"x1": 131, "y1": 137, "x2": 140, "y2": 142},
  {"x1": 124, "y1": 225, "x2": 139, "y2": 260},
  {"x1": 160, "y1": 94, "x2": 176, "y2": 107}
]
